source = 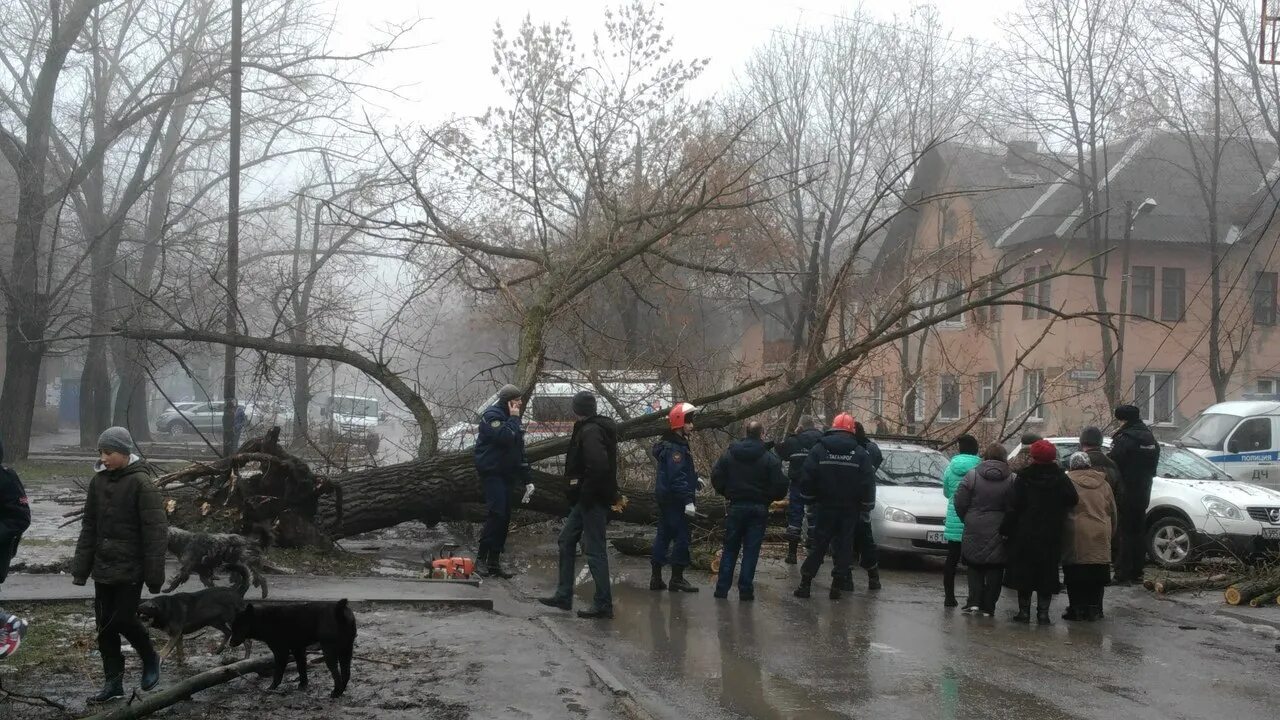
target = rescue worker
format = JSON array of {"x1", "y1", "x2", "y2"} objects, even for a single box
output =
[
  {"x1": 1109, "y1": 405, "x2": 1160, "y2": 585},
  {"x1": 777, "y1": 415, "x2": 824, "y2": 564},
  {"x1": 851, "y1": 421, "x2": 884, "y2": 590},
  {"x1": 794, "y1": 413, "x2": 874, "y2": 600},
  {"x1": 474, "y1": 384, "x2": 532, "y2": 579},
  {"x1": 710, "y1": 421, "x2": 788, "y2": 600},
  {"x1": 650, "y1": 402, "x2": 700, "y2": 593}
]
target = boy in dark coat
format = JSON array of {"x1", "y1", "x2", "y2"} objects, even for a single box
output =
[
  {"x1": 0, "y1": 438, "x2": 31, "y2": 658},
  {"x1": 710, "y1": 421, "x2": 787, "y2": 600},
  {"x1": 1002, "y1": 440, "x2": 1079, "y2": 625},
  {"x1": 540, "y1": 391, "x2": 618, "y2": 618},
  {"x1": 72, "y1": 427, "x2": 167, "y2": 702}
]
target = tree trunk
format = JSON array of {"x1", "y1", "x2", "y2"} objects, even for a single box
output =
[
  {"x1": 292, "y1": 354, "x2": 310, "y2": 447},
  {"x1": 112, "y1": 350, "x2": 152, "y2": 441},
  {"x1": 78, "y1": 337, "x2": 113, "y2": 447},
  {"x1": 0, "y1": 332, "x2": 44, "y2": 462}
]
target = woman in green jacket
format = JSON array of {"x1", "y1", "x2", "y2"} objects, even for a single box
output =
[{"x1": 942, "y1": 435, "x2": 981, "y2": 607}]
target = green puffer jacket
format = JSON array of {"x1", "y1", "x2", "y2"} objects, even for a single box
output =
[
  {"x1": 942, "y1": 453, "x2": 981, "y2": 542},
  {"x1": 72, "y1": 458, "x2": 167, "y2": 590}
]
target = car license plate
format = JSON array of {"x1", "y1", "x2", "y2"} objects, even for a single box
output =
[
  {"x1": 1263, "y1": 528, "x2": 1280, "y2": 540},
  {"x1": 926, "y1": 531, "x2": 945, "y2": 544}
]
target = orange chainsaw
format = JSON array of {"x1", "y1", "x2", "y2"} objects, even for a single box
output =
[{"x1": 424, "y1": 544, "x2": 476, "y2": 580}]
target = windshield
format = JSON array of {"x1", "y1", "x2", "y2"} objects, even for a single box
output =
[
  {"x1": 1158, "y1": 445, "x2": 1232, "y2": 481},
  {"x1": 1178, "y1": 413, "x2": 1239, "y2": 451},
  {"x1": 332, "y1": 397, "x2": 377, "y2": 417},
  {"x1": 879, "y1": 449, "x2": 948, "y2": 486}
]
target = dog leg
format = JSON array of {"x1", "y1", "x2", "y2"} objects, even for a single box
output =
[
  {"x1": 164, "y1": 566, "x2": 194, "y2": 593},
  {"x1": 269, "y1": 650, "x2": 288, "y2": 690},
  {"x1": 338, "y1": 639, "x2": 353, "y2": 696},
  {"x1": 176, "y1": 634, "x2": 187, "y2": 665},
  {"x1": 199, "y1": 569, "x2": 216, "y2": 588},
  {"x1": 293, "y1": 647, "x2": 309, "y2": 689},
  {"x1": 320, "y1": 642, "x2": 342, "y2": 698},
  {"x1": 160, "y1": 633, "x2": 180, "y2": 662}
]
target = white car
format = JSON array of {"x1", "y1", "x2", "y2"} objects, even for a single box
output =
[
  {"x1": 1017, "y1": 437, "x2": 1280, "y2": 569},
  {"x1": 871, "y1": 442, "x2": 953, "y2": 557}
]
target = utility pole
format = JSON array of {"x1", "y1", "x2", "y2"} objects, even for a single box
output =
[{"x1": 222, "y1": 0, "x2": 242, "y2": 456}]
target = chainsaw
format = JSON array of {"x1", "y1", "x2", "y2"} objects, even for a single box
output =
[{"x1": 423, "y1": 543, "x2": 476, "y2": 580}]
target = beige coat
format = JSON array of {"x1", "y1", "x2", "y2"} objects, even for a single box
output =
[{"x1": 1063, "y1": 468, "x2": 1118, "y2": 565}]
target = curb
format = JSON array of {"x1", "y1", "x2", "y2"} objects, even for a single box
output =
[
  {"x1": 534, "y1": 616, "x2": 657, "y2": 720},
  {"x1": 7, "y1": 596, "x2": 494, "y2": 611}
]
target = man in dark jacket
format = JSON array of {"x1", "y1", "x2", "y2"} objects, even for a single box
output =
[
  {"x1": 73, "y1": 427, "x2": 166, "y2": 702},
  {"x1": 711, "y1": 421, "x2": 787, "y2": 600},
  {"x1": 650, "y1": 402, "x2": 700, "y2": 593},
  {"x1": 778, "y1": 416, "x2": 824, "y2": 564},
  {"x1": 1079, "y1": 426, "x2": 1121, "y2": 491},
  {"x1": 474, "y1": 384, "x2": 531, "y2": 579},
  {"x1": 1109, "y1": 405, "x2": 1161, "y2": 584},
  {"x1": 0, "y1": 438, "x2": 31, "y2": 659},
  {"x1": 794, "y1": 413, "x2": 874, "y2": 600},
  {"x1": 540, "y1": 391, "x2": 618, "y2": 619},
  {"x1": 851, "y1": 421, "x2": 884, "y2": 590}
]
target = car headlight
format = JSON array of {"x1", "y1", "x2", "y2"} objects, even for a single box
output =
[
  {"x1": 883, "y1": 507, "x2": 917, "y2": 524},
  {"x1": 1202, "y1": 495, "x2": 1244, "y2": 521}
]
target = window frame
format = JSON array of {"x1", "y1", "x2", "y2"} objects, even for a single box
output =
[
  {"x1": 1254, "y1": 271, "x2": 1277, "y2": 326},
  {"x1": 978, "y1": 372, "x2": 998, "y2": 420},
  {"x1": 1161, "y1": 267, "x2": 1185, "y2": 322},
  {"x1": 1022, "y1": 369, "x2": 1045, "y2": 422},
  {"x1": 1131, "y1": 265, "x2": 1156, "y2": 319},
  {"x1": 939, "y1": 375, "x2": 961, "y2": 421},
  {"x1": 1134, "y1": 371, "x2": 1177, "y2": 426},
  {"x1": 871, "y1": 377, "x2": 885, "y2": 419},
  {"x1": 1257, "y1": 378, "x2": 1278, "y2": 396}
]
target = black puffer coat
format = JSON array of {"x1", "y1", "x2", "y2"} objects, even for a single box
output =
[
  {"x1": 954, "y1": 459, "x2": 1015, "y2": 566},
  {"x1": 0, "y1": 439, "x2": 31, "y2": 584},
  {"x1": 72, "y1": 458, "x2": 168, "y2": 590},
  {"x1": 1002, "y1": 462, "x2": 1079, "y2": 594}
]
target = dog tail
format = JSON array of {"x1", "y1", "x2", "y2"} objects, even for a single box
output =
[{"x1": 335, "y1": 598, "x2": 356, "y2": 632}]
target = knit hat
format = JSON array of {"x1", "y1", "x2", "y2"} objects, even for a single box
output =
[
  {"x1": 1068, "y1": 451, "x2": 1093, "y2": 470},
  {"x1": 572, "y1": 390, "x2": 597, "y2": 418},
  {"x1": 497, "y1": 384, "x2": 522, "y2": 403},
  {"x1": 1114, "y1": 404, "x2": 1141, "y2": 423},
  {"x1": 1079, "y1": 426, "x2": 1104, "y2": 447},
  {"x1": 1029, "y1": 439, "x2": 1058, "y2": 465},
  {"x1": 1020, "y1": 432, "x2": 1043, "y2": 446},
  {"x1": 97, "y1": 426, "x2": 135, "y2": 455}
]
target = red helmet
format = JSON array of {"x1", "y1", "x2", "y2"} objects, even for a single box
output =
[
  {"x1": 669, "y1": 402, "x2": 698, "y2": 430},
  {"x1": 831, "y1": 413, "x2": 856, "y2": 432}
]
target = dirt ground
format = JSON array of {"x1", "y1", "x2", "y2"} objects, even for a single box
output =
[{"x1": 0, "y1": 603, "x2": 621, "y2": 720}]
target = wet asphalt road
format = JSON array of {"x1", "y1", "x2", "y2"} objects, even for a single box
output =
[{"x1": 511, "y1": 548, "x2": 1279, "y2": 720}]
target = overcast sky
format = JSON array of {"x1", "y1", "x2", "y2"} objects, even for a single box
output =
[{"x1": 327, "y1": 0, "x2": 1022, "y2": 128}]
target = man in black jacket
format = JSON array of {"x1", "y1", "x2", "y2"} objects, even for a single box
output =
[
  {"x1": 0, "y1": 438, "x2": 31, "y2": 658},
  {"x1": 539, "y1": 392, "x2": 618, "y2": 619},
  {"x1": 711, "y1": 421, "x2": 787, "y2": 600},
  {"x1": 1109, "y1": 405, "x2": 1161, "y2": 585},
  {"x1": 794, "y1": 413, "x2": 874, "y2": 600},
  {"x1": 778, "y1": 415, "x2": 823, "y2": 564}
]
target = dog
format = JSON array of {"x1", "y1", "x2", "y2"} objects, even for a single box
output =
[
  {"x1": 165, "y1": 526, "x2": 269, "y2": 598},
  {"x1": 137, "y1": 587, "x2": 248, "y2": 663},
  {"x1": 229, "y1": 599, "x2": 357, "y2": 698}
]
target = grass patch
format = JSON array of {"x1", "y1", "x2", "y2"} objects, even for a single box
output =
[
  {"x1": 268, "y1": 546, "x2": 377, "y2": 576},
  {"x1": 10, "y1": 460, "x2": 85, "y2": 486},
  {"x1": 1, "y1": 602, "x2": 96, "y2": 674}
]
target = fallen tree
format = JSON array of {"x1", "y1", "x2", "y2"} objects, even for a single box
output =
[{"x1": 81, "y1": 656, "x2": 274, "y2": 720}]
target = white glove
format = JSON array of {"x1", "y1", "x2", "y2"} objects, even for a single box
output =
[
  {"x1": 522, "y1": 483, "x2": 535, "y2": 505},
  {"x1": 684, "y1": 503, "x2": 696, "y2": 518}
]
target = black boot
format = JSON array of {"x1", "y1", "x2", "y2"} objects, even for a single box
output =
[
  {"x1": 1036, "y1": 595, "x2": 1052, "y2": 625},
  {"x1": 649, "y1": 563, "x2": 667, "y2": 591},
  {"x1": 835, "y1": 575, "x2": 855, "y2": 592},
  {"x1": 794, "y1": 576, "x2": 812, "y2": 598},
  {"x1": 576, "y1": 606, "x2": 613, "y2": 620},
  {"x1": 829, "y1": 583, "x2": 842, "y2": 600},
  {"x1": 866, "y1": 568, "x2": 882, "y2": 591},
  {"x1": 1013, "y1": 594, "x2": 1031, "y2": 624},
  {"x1": 784, "y1": 539, "x2": 799, "y2": 565},
  {"x1": 141, "y1": 649, "x2": 161, "y2": 691},
  {"x1": 88, "y1": 679, "x2": 125, "y2": 704},
  {"x1": 485, "y1": 552, "x2": 515, "y2": 580},
  {"x1": 538, "y1": 596, "x2": 572, "y2": 612},
  {"x1": 668, "y1": 566, "x2": 699, "y2": 593},
  {"x1": 1062, "y1": 606, "x2": 1082, "y2": 621}
]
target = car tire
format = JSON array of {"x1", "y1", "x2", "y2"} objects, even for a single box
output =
[
  {"x1": 166, "y1": 422, "x2": 187, "y2": 439},
  {"x1": 1147, "y1": 515, "x2": 1195, "y2": 569}
]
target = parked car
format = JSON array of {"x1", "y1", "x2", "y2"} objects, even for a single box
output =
[
  {"x1": 870, "y1": 441, "x2": 952, "y2": 557},
  {"x1": 1177, "y1": 399, "x2": 1280, "y2": 491},
  {"x1": 154, "y1": 401, "x2": 258, "y2": 438},
  {"x1": 1013, "y1": 437, "x2": 1280, "y2": 569}
]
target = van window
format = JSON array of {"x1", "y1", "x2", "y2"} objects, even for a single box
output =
[
  {"x1": 1228, "y1": 417, "x2": 1272, "y2": 453},
  {"x1": 532, "y1": 396, "x2": 577, "y2": 423},
  {"x1": 1178, "y1": 413, "x2": 1240, "y2": 451}
]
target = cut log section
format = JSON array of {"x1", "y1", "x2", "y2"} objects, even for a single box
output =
[
  {"x1": 1224, "y1": 579, "x2": 1278, "y2": 606},
  {"x1": 1249, "y1": 589, "x2": 1280, "y2": 607}
]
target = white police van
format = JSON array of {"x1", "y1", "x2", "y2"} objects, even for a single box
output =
[{"x1": 1178, "y1": 398, "x2": 1280, "y2": 492}]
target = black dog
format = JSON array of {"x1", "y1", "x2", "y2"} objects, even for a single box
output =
[
  {"x1": 229, "y1": 600, "x2": 356, "y2": 698},
  {"x1": 137, "y1": 587, "x2": 248, "y2": 663},
  {"x1": 165, "y1": 526, "x2": 269, "y2": 598}
]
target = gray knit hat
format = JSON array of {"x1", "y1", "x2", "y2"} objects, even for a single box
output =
[
  {"x1": 572, "y1": 390, "x2": 597, "y2": 418},
  {"x1": 97, "y1": 426, "x2": 135, "y2": 455},
  {"x1": 497, "y1": 384, "x2": 522, "y2": 403}
]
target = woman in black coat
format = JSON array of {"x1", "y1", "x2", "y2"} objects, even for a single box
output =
[{"x1": 1002, "y1": 440, "x2": 1079, "y2": 624}]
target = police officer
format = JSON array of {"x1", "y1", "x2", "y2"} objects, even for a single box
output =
[
  {"x1": 650, "y1": 402, "x2": 700, "y2": 593},
  {"x1": 778, "y1": 415, "x2": 824, "y2": 564},
  {"x1": 794, "y1": 413, "x2": 874, "y2": 600},
  {"x1": 1109, "y1": 404, "x2": 1160, "y2": 585},
  {"x1": 474, "y1": 384, "x2": 532, "y2": 579},
  {"x1": 851, "y1": 421, "x2": 884, "y2": 590}
]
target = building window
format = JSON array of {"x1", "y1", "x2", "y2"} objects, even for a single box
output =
[
  {"x1": 974, "y1": 279, "x2": 1003, "y2": 324},
  {"x1": 940, "y1": 278, "x2": 965, "y2": 325},
  {"x1": 1022, "y1": 369, "x2": 1045, "y2": 422},
  {"x1": 1135, "y1": 371, "x2": 1176, "y2": 425},
  {"x1": 905, "y1": 383, "x2": 924, "y2": 423},
  {"x1": 1131, "y1": 266, "x2": 1155, "y2": 319},
  {"x1": 939, "y1": 375, "x2": 960, "y2": 420},
  {"x1": 1254, "y1": 272, "x2": 1277, "y2": 326},
  {"x1": 871, "y1": 377, "x2": 885, "y2": 419},
  {"x1": 1257, "y1": 378, "x2": 1278, "y2": 396},
  {"x1": 978, "y1": 372, "x2": 998, "y2": 419},
  {"x1": 1161, "y1": 268, "x2": 1185, "y2": 322},
  {"x1": 1022, "y1": 265, "x2": 1051, "y2": 320}
]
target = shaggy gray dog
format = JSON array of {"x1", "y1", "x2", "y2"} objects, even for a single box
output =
[{"x1": 164, "y1": 526, "x2": 269, "y2": 598}]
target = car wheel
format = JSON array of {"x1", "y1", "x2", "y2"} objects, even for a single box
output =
[
  {"x1": 166, "y1": 422, "x2": 187, "y2": 439},
  {"x1": 1147, "y1": 516, "x2": 1194, "y2": 569}
]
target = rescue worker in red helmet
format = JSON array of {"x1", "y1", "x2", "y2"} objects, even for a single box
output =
[
  {"x1": 794, "y1": 412, "x2": 875, "y2": 600},
  {"x1": 650, "y1": 402, "x2": 700, "y2": 593}
]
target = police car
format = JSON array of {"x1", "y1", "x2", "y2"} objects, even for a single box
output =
[
  {"x1": 1178, "y1": 399, "x2": 1280, "y2": 492},
  {"x1": 871, "y1": 442, "x2": 953, "y2": 557},
  {"x1": 1015, "y1": 437, "x2": 1280, "y2": 569}
]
